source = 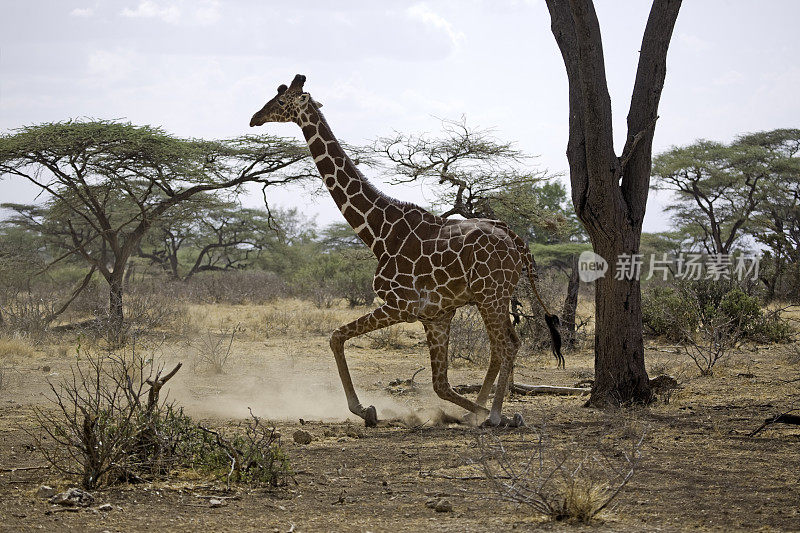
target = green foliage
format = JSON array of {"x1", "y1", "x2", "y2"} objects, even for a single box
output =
[
  {"x1": 193, "y1": 414, "x2": 291, "y2": 486},
  {"x1": 642, "y1": 286, "x2": 698, "y2": 341},
  {"x1": 292, "y1": 250, "x2": 376, "y2": 308},
  {"x1": 652, "y1": 139, "x2": 759, "y2": 253},
  {"x1": 642, "y1": 278, "x2": 793, "y2": 344},
  {"x1": 530, "y1": 242, "x2": 592, "y2": 268}
]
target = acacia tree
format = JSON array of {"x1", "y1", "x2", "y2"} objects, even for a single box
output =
[
  {"x1": 0, "y1": 120, "x2": 312, "y2": 340},
  {"x1": 651, "y1": 129, "x2": 800, "y2": 299},
  {"x1": 652, "y1": 139, "x2": 766, "y2": 254},
  {"x1": 545, "y1": 0, "x2": 682, "y2": 406},
  {"x1": 374, "y1": 118, "x2": 578, "y2": 241},
  {"x1": 138, "y1": 195, "x2": 288, "y2": 281},
  {"x1": 746, "y1": 130, "x2": 800, "y2": 299}
]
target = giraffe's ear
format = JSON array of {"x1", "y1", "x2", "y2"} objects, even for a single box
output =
[{"x1": 312, "y1": 97, "x2": 323, "y2": 108}]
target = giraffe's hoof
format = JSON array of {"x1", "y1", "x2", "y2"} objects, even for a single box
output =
[
  {"x1": 363, "y1": 405, "x2": 378, "y2": 428},
  {"x1": 480, "y1": 413, "x2": 503, "y2": 428}
]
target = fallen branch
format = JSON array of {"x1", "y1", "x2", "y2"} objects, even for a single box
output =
[
  {"x1": 749, "y1": 410, "x2": 800, "y2": 437},
  {"x1": 511, "y1": 384, "x2": 590, "y2": 396},
  {"x1": 452, "y1": 383, "x2": 589, "y2": 396},
  {"x1": 0, "y1": 465, "x2": 50, "y2": 473}
]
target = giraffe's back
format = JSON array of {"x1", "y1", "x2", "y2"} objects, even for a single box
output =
[{"x1": 372, "y1": 216, "x2": 525, "y2": 320}]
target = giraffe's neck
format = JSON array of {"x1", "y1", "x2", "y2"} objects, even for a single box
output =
[{"x1": 298, "y1": 106, "x2": 393, "y2": 251}]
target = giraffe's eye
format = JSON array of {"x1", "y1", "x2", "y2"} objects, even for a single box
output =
[{"x1": 277, "y1": 98, "x2": 285, "y2": 106}]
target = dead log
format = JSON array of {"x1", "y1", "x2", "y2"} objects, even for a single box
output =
[
  {"x1": 510, "y1": 384, "x2": 590, "y2": 396},
  {"x1": 452, "y1": 383, "x2": 590, "y2": 396}
]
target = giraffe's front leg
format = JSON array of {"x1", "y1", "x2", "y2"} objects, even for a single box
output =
[{"x1": 330, "y1": 305, "x2": 405, "y2": 427}]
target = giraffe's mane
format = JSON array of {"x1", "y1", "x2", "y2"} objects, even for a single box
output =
[{"x1": 313, "y1": 105, "x2": 441, "y2": 222}]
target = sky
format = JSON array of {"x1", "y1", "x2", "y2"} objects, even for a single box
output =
[{"x1": 2, "y1": 0, "x2": 799, "y2": 233}]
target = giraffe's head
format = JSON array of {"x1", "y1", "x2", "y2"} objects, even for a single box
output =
[{"x1": 249, "y1": 74, "x2": 322, "y2": 127}]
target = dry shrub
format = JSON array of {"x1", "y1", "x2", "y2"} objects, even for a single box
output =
[
  {"x1": 184, "y1": 270, "x2": 287, "y2": 305},
  {"x1": 449, "y1": 306, "x2": 490, "y2": 364},
  {"x1": 32, "y1": 342, "x2": 291, "y2": 490},
  {"x1": 682, "y1": 313, "x2": 743, "y2": 376},
  {"x1": 296, "y1": 309, "x2": 341, "y2": 336},
  {"x1": 33, "y1": 345, "x2": 186, "y2": 489},
  {"x1": 124, "y1": 282, "x2": 189, "y2": 332},
  {"x1": 0, "y1": 286, "x2": 59, "y2": 341},
  {"x1": 366, "y1": 325, "x2": 406, "y2": 350},
  {"x1": 263, "y1": 309, "x2": 294, "y2": 337},
  {"x1": 189, "y1": 325, "x2": 240, "y2": 374},
  {"x1": 478, "y1": 425, "x2": 645, "y2": 523},
  {"x1": 197, "y1": 408, "x2": 291, "y2": 488}
]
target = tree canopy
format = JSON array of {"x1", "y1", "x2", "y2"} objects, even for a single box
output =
[{"x1": 0, "y1": 119, "x2": 313, "y2": 338}]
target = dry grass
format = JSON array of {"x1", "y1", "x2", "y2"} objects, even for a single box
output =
[
  {"x1": 185, "y1": 299, "x2": 372, "y2": 340},
  {"x1": 0, "y1": 334, "x2": 37, "y2": 361}
]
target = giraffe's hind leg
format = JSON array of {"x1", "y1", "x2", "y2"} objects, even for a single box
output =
[
  {"x1": 423, "y1": 312, "x2": 490, "y2": 422},
  {"x1": 330, "y1": 304, "x2": 406, "y2": 427},
  {"x1": 476, "y1": 350, "x2": 501, "y2": 408},
  {"x1": 479, "y1": 302, "x2": 523, "y2": 427}
]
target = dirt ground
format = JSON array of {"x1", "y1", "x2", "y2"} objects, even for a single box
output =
[{"x1": 0, "y1": 300, "x2": 798, "y2": 532}]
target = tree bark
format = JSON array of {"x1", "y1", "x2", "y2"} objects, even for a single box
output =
[
  {"x1": 545, "y1": 0, "x2": 681, "y2": 406},
  {"x1": 108, "y1": 271, "x2": 125, "y2": 345}
]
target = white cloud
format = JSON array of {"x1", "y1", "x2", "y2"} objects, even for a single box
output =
[
  {"x1": 70, "y1": 7, "x2": 94, "y2": 18},
  {"x1": 406, "y1": 3, "x2": 465, "y2": 49},
  {"x1": 120, "y1": 0, "x2": 220, "y2": 26},
  {"x1": 122, "y1": 1, "x2": 180, "y2": 24},
  {"x1": 194, "y1": 1, "x2": 221, "y2": 25}
]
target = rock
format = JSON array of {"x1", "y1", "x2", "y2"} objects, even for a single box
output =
[
  {"x1": 49, "y1": 488, "x2": 95, "y2": 507},
  {"x1": 293, "y1": 429, "x2": 313, "y2": 445},
  {"x1": 40, "y1": 366, "x2": 51, "y2": 373},
  {"x1": 97, "y1": 503, "x2": 113, "y2": 512},
  {"x1": 434, "y1": 499, "x2": 453, "y2": 513},
  {"x1": 36, "y1": 485, "x2": 56, "y2": 499},
  {"x1": 425, "y1": 498, "x2": 437, "y2": 509},
  {"x1": 209, "y1": 498, "x2": 225, "y2": 508}
]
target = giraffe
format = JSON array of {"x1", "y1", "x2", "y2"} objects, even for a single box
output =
[{"x1": 250, "y1": 74, "x2": 561, "y2": 427}]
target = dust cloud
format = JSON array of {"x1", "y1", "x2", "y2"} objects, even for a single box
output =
[{"x1": 165, "y1": 363, "x2": 462, "y2": 426}]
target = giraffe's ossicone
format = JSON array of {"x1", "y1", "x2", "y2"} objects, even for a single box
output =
[{"x1": 250, "y1": 74, "x2": 562, "y2": 427}]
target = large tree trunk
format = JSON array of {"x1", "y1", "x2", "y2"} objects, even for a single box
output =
[
  {"x1": 546, "y1": 0, "x2": 681, "y2": 406},
  {"x1": 592, "y1": 240, "x2": 651, "y2": 404}
]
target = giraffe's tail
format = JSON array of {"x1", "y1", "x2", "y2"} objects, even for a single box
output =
[{"x1": 519, "y1": 242, "x2": 564, "y2": 369}]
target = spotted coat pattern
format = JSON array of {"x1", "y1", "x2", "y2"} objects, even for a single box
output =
[{"x1": 251, "y1": 75, "x2": 542, "y2": 426}]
